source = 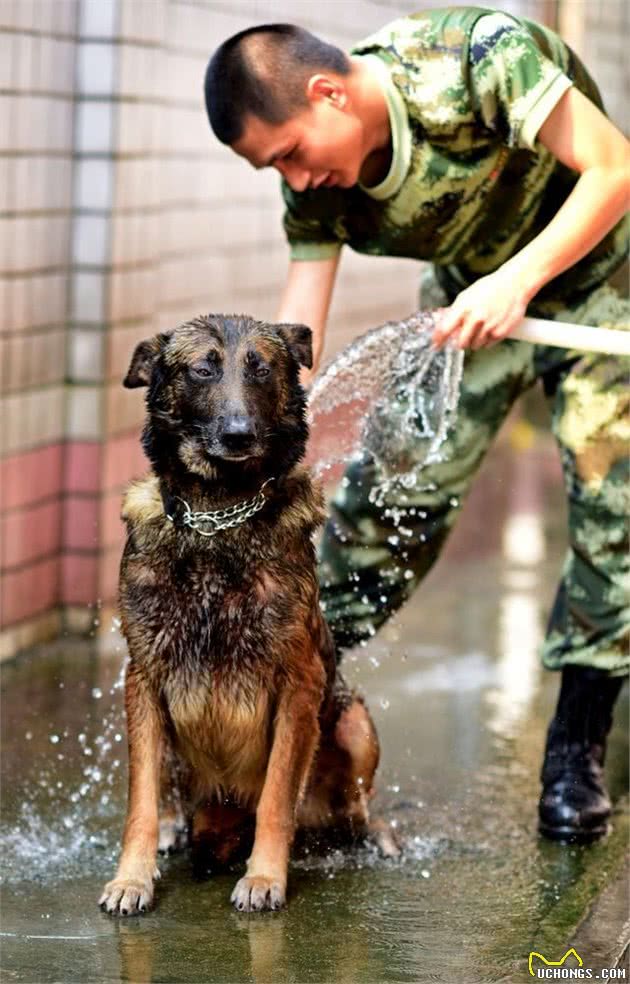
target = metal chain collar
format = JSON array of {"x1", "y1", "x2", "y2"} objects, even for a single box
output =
[{"x1": 166, "y1": 477, "x2": 275, "y2": 538}]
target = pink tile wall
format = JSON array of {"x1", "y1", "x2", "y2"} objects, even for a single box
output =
[
  {"x1": 1, "y1": 500, "x2": 63, "y2": 568},
  {"x1": 0, "y1": 443, "x2": 64, "y2": 511},
  {"x1": 65, "y1": 441, "x2": 102, "y2": 493},
  {"x1": 1, "y1": 556, "x2": 59, "y2": 627},
  {"x1": 103, "y1": 431, "x2": 148, "y2": 490},
  {"x1": 63, "y1": 495, "x2": 99, "y2": 551},
  {"x1": 61, "y1": 552, "x2": 99, "y2": 607}
]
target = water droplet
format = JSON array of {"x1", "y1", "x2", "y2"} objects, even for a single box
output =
[
  {"x1": 49, "y1": 734, "x2": 60, "y2": 744},
  {"x1": 91, "y1": 688, "x2": 102, "y2": 699},
  {"x1": 403, "y1": 570, "x2": 414, "y2": 581}
]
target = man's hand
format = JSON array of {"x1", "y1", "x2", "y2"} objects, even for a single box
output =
[
  {"x1": 300, "y1": 365, "x2": 316, "y2": 391},
  {"x1": 432, "y1": 270, "x2": 531, "y2": 350}
]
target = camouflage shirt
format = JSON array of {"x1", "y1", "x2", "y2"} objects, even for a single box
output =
[{"x1": 282, "y1": 7, "x2": 628, "y2": 305}]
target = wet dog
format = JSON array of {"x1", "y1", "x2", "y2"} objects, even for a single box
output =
[{"x1": 99, "y1": 315, "x2": 385, "y2": 915}]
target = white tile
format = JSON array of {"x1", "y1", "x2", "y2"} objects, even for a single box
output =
[
  {"x1": 53, "y1": 0, "x2": 78, "y2": 36},
  {"x1": 13, "y1": 94, "x2": 35, "y2": 150},
  {"x1": 71, "y1": 270, "x2": 105, "y2": 322},
  {"x1": 75, "y1": 99, "x2": 114, "y2": 153},
  {"x1": 1, "y1": 384, "x2": 65, "y2": 454},
  {"x1": 0, "y1": 157, "x2": 10, "y2": 212},
  {"x1": 7, "y1": 276, "x2": 28, "y2": 333},
  {"x1": 4, "y1": 216, "x2": 26, "y2": 273},
  {"x1": 0, "y1": 2, "x2": 16, "y2": 30},
  {"x1": 47, "y1": 157, "x2": 73, "y2": 211},
  {"x1": 75, "y1": 157, "x2": 113, "y2": 210},
  {"x1": 68, "y1": 329, "x2": 105, "y2": 381},
  {"x1": 65, "y1": 383, "x2": 103, "y2": 439},
  {"x1": 141, "y1": 0, "x2": 166, "y2": 44},
  {"x1": 0, "y1": 95, "x2": 14, "y2": 150},
  {"x1": 12, "y1": 0, "x2": 34, "y2": 32},
  {"x1": 0, "y1": 31, "x2": 13, "y2": 89},
  {"x1": 79, "y1": 0, "x2": 119, "y2": 38},
  {"x1": 77, "y1": 41, "x2": 116, "y2": 95},
  {"x1": 34, "y1": 35, "x2": 52, "y2": 93},
  {"x1": 72, "y1": 213, "x2": 109, "y2": 266},
  {"x1": 13, "y1": 156, "x2": 33, "y2": 211},
  {"x1": 57, "y1": 39, "x2": 76, "y2": 93},
  {"x1": 0, "y1": 274, "x2": 10, "y2": 334},
  {"x1": 15, "y1": 33, "x2": 33, "y2": 91},
  {"x1": 32, "y1": 0, "x2": 55, "y2": 34}
]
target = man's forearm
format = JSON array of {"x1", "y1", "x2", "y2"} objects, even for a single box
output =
[
  {"x1": 276, "y1": 254, "x2": 341, "y2": 379},
  {"x1": 502, "y1": 165, "x2": 629, "y2": 305}
]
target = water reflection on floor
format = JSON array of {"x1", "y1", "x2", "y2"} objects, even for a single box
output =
[{"x1": 1, "y1": 441, "x2": 628, "y2": 984}]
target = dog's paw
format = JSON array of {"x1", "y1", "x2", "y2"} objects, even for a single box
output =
[
  {"x1": 99, "y1": 872, "x2": 157, "y2": 916},
  {"x1": 369, "y1": 818, "x2": 402, "y2": 858},
  {"x1": 231, "y1": 875, "x2": 286, "y2": 912}
]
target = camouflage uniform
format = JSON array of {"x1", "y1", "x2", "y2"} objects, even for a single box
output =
[{"x1": 281, "y1": 8, "x2": 630, "y2": 674}]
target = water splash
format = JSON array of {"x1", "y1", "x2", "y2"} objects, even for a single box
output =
[
  {"x1": 0, "y1": 639, "x2": 129, "y2": 884},
  {"x1": 308, "y1": 310, "x2": 464, "y2": 496}
]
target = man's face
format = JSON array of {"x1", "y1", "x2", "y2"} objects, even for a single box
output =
[{"x1": 231, "y1": 98, "x2": 365, "y2": 192}]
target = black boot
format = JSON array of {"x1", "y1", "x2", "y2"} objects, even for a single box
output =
[{"x1": 538, "y1": 666, "x2": 625, "y2": 843}]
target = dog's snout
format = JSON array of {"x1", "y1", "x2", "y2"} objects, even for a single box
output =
[{"x1": 221, "y1": 416, "x2": 256, "y2": 451}]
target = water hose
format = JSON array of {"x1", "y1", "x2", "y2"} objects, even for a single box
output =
[
  {"x1": 513, "y1": 317, "x2": 630, "y2": 355},
  {"x1": 307, "y1": 310, "x2": 629, "y2": 490}
]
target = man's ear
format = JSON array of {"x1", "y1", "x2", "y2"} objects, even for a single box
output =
[
  {"x1": 276, "y1": 323, "x2": 313, "y2": 369},
  {"x1": 306, "y1": 75, "x2": 347, "y2": 109},
  {"x1": 123, "y1": 333, "x2": 170, "y2": 388}
]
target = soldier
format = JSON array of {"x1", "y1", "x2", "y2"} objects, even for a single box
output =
[{"x1": 204, "y1": 10, "x2": 629, "y2": 842}]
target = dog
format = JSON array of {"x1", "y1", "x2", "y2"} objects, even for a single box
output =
[{"x1": 99, "y1": 314, "x2": 386, "y2": 915}]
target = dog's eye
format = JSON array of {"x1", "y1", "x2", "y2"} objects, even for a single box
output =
[
  {"x1": 254, "y1": 367, "x2": 270, "y2": 379},
  {"x1": 191, "y1": 365, "x2": 217, "y2": 379}
]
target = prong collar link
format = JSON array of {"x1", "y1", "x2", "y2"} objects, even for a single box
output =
[{"x1": 166, "y1": 477, "x2": 275, "y2": 537}]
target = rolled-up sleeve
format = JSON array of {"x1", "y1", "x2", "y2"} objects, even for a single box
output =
[
  {"x1": 282, "y1": 181, "x2": 344, "y2": 261},
  {"x1": 468, "y1": 13, "x2": 573, "y2": 150}
]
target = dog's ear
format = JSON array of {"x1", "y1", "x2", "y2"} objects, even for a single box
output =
[
  {"x1": 276, "y1": 323, "x2": 313, "y2": 369},
  {"x1": 123, "y1": 333, "x2": 171, "y2": 388}
]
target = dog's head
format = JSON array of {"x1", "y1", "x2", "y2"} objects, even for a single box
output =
[{"x1": 124, "y1": 314, "x2": 312, "y2": 482}]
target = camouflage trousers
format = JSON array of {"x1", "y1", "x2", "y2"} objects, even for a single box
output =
[{"x1": 318, "y1": 278, "x2": 630, "y2": 676}]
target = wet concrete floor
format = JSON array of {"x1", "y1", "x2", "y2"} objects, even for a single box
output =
[{"x1": 1, "y1": 439, "x2": 628, "y2": 983}]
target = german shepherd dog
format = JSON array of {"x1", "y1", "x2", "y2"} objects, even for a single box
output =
[{"x1": 99, "y1": 315, "x2": 386, "y2": 915}]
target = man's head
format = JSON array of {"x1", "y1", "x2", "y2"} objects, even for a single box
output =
[{"x1": 204, "y1": 24, "x2": 371, "y2": 191}]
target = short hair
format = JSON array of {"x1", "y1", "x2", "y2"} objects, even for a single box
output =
[{"x1": 204, "y1": 24, "x2": 351, "y2": 145}]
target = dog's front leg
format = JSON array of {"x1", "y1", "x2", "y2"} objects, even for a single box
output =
[
  {"x1": 100, "y1": 667, "x2": 162, "y2": 915},
  {"x1": 231, "y1": 673, "x2": 323, "y2": 912}
]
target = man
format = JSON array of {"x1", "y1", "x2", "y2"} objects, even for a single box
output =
[{"x1": 204, "y1": 9, "x2": 629, "y2": 842}]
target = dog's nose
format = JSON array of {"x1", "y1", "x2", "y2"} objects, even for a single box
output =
[{"x1": 221, "y1": 416, "x2": 256, "y2": 452}]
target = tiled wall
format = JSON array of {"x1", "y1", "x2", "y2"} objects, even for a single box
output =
[
  {"x1": 0, "y1": 0, "x2": 77, "y2": 655},
  {"x1": 0, "y1": 0, "x2": 626, "y2": 660}
]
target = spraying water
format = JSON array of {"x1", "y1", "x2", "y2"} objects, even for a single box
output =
[{"x1": 308, "y1": 310, "x2": 463, "y2": 495}]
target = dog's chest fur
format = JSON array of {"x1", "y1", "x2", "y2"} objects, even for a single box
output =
[{"x1": 118, "y1": 469, "x2": 327, "y2": 798}]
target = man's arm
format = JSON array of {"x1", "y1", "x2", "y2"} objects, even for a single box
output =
[
  {"x1": 433, "y1": 87, "x2": 630, "y2": 349},
  {"x1": 276, "y1": 255, "x2": 341, "y2": 385}
]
